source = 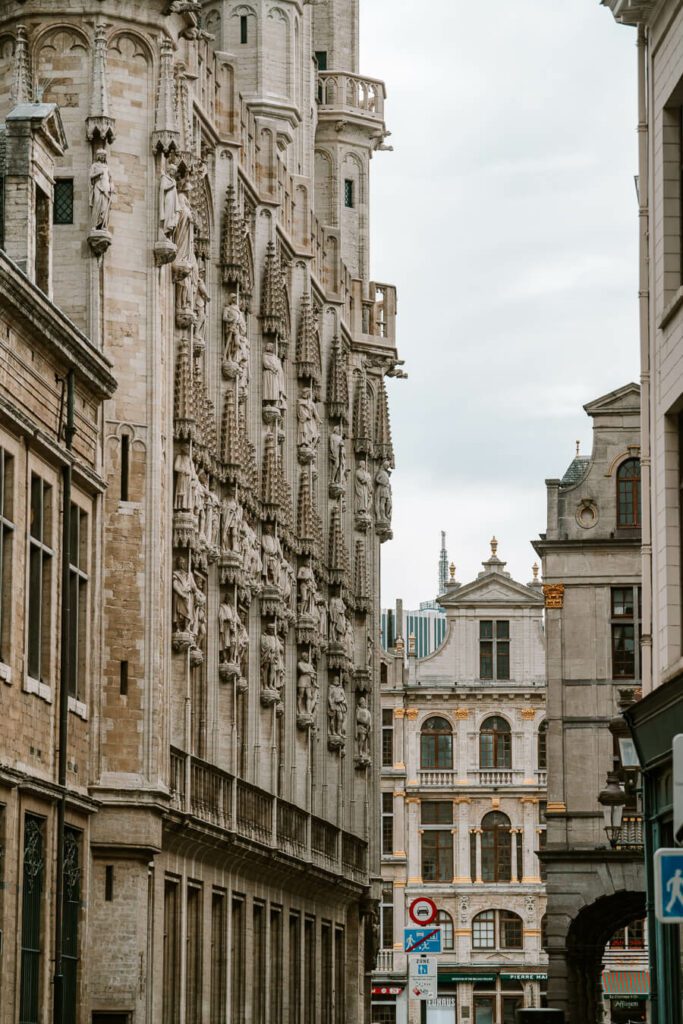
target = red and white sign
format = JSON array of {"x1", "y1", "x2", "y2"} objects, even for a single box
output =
[{"x1": 408, "y1": 897, "x2": 437, "y2": 926}]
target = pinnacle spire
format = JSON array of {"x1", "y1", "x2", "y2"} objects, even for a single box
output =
[
  {"x1": 10, "y1": 26, "x2": 31, "y2": 107},
  {"x1": 153, "y1": 37, "x2": 179, "y2": 154},
  {"x1": 86, "y1": 21, "x2": 116, "y2": 143}
]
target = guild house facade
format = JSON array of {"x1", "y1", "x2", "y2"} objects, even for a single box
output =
[
  {"x1": 374, "y1": 543, "x2": 548, "y2": 1024},
  {"x1": 0, "y1": 2, "x2": 400, "y2": 1022}
]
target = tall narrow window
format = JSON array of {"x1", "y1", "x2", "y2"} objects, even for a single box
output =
[
  {"x1": 34, "y1": 186, "x2": 50, "y2": 292},
  {"x1": 162, "y1": 879, "x2": 180, "y2": 1024},
  {"x1": 28, "y1": 474, "x2": 53, "y2": 682},
  {"x1": 0, "y1": 448, "x2": 14, "y2": 663},
  {"x1": 420, "y1": 716, "x2": 452, "y2": 769},
  {"x1": 62, "y1": 828, "x2": 81, "y2": 1024},
  {"x1": 479, "y1": 620, "x2": 510, "y2": 679},
  {"x1": 321, "y1": 922, "x2": 332, "y2": 1024},
  {"x1": 481, "y1": 811, "x2": 512, "y2": 883},
  {"x1": 68, "y1": 505, "x2": 88, "y2": 700},
  {"x1": 186, "y1": 884, "x2": 202, "y2": 1024},
  {"x1": 304, "y1": 917, "x2": 315, "y2": 1024},
  {"x1": 616, "y1": 458, "x2": 641, "y2": 528},
  {"x1": 231, "y1": 897, "x2": 245, "y2": 1024},
  {"x1": 421, "y1": 801, "x2": 453, "y2": 882},
  {"x1": 344, "y1": 179, "x2": 354, "y2": 209},
  {"x1": 289, "y1": 913, "x2": 301, "y2": 1024},
  {"x1": 480, "y1": 716, "x2": 512, "y2": 769},
  {"x1": 270, "y1": 907, "x2": 283, "y2": 1024},
  {"x1": 20, "y1": 815, "x2": 45, "y2": 1024},
  {"x1": 253, "y1": 902, "x2": 265, "y2": 1024},
  {"x1": 315, "y1": 50, "x2": 328, "y2": 71},
  {"x1": 240, "y1": 14, "x2": 248, "y2": 44},
  {"x1": 382, "y1": 708, "x2": 394, "y2": 766},
  {"x1": 381, "y1": 792, "x2": 393, "y2": 856},
  {"x1": 537, "y1": 720, "x2": 548, "y2": 770},
  {"x1": 380, "y1": 883, "x2": 394, "y2": 949},
  {"x1": 120, "y1": 434, "x2": 130, "y2": 501},
  {"x1": 436, "y1": 910, "x2": 454, "y2": 951},
  {"x1": 611, "y1": 586, "x2": 642, "y2": 680},
  {"x1": 334, "y1": 927, "x2": 345, "y2": 1024},
  {"x1": 53, "y1": 179, "x2": 74, "y2": 225},
  {"x1": 211, "y1": 892, "x2": 226, "y2": 1024}
]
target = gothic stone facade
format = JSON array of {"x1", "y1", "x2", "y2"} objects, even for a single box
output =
[
  {"x1": 532, "y1": 384, "x2": 645, "y2": 1023},
  {"x1": 0, "y1": 2, "x2": 400, "y2": 1022},
  {"x1": 374, "y1": 545, "x2": 547, "y2": 1024}
]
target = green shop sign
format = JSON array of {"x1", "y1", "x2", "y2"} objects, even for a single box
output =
[
  {"x1": 500, "y1": 973, "x2": 548, "y2": 982},
  {"x1": 439, "y1": 974, "x2": 496, "y2": 984}
]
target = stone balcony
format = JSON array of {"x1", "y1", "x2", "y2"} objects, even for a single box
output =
[
  {"x1": 169, "y1": 747, "x2": 368, "y2": 885},
  {"x1": 317, "y1": 71, "x2": 386, "y2": 124},
  {"x1": 415, "y1": 768, "x2": 547, "y2": 789}
]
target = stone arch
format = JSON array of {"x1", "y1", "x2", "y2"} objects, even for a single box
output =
[
  {"x1": 0, "y1": 32, "x2": 18, "y2": 115},
  {"x1": 34, "y1": 24, "x2": 88, "y2": 108},
  {"x1": 314, "y1": 148, "x2": 335, "y2": 226},
  {"x1": 108, "y1": 29, "x2": 153, "y2": 67},
  {"x1": 560, "y1": 889, "x2": 646, "y2": 1023}
]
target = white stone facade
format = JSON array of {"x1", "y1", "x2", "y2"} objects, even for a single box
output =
[{"x1": 374, "y1": 546, "x2": 547, "y2": 1024}]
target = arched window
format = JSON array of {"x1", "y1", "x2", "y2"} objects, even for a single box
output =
[
  {"x1": 617, "y1": 458, "x2": 641, "y2": 528},
  {"x1": 541, "y1": 913, "x2": 548, "y2": 951},
  {"x1": 436, "y1": 910, "x2": 454, "y2": 951},
  {"x1": 480, "y1": 716, "x2": 511, "y2": 769},
  {"x1": 472, "y1": 909, "x2": 523, "y2": 950},
  {"x1": 420, "y1": 716, "x2": 453, "y2": 770},
  {"x1": 481, "y1": 811, "x2": 512, "y2": 882},
  {"x1": 538, "y1": 720, "x2": 548, "y2": 770}
]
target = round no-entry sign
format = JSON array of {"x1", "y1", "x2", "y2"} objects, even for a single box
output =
[{"x1": 408, "y1": 897, "x2": 437, "y2": 926}]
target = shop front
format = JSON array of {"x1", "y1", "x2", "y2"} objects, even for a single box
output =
[
  {"x1": 430, "y1": 971, "x2": 548, "y2": 1024},
  {"x1": 371, "y1": 984, "x2": 404, "y2": 1023},
  {"x1": 602, "y1": 970, "x2": 650, "y2": 1023}
]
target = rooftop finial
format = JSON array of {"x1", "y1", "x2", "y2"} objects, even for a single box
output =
[
  {"x1": 576, "y1": 440, "x2": 580, "y2": 457},
  {"x1": 449, "y1": 562, "x2": 456, "y2": 581},
  {"x1": 490, "y1": 536, "x2": 498, "y2": 557},
  {"x1": 532, "y1": 562, "x2": 539, "y2": 580}
]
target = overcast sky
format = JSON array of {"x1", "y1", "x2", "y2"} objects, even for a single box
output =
[{"x1": 359, "y1": 0, "x2": 640, "y2": 608}]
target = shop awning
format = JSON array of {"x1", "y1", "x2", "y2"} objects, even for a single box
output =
[
  {"x1": 602, "y1": 971, "x2": 650, "y2": 997},
  {"x1": 372, "y1": 986, "x2": 403, "y2": 996}
]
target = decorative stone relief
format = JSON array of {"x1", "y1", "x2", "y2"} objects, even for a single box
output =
[
  {"x1": 297, "y1": 388, "x2": 321, "y2": 464},
  {"x1": 172, "y1": 554, "x2": 198, "y2": 650},
  {"x1": 354, "y1": 696, "x2": 372, "y2": 768},
  {"x1": 88, "y1": 148, "x2": 114, "y2": 254},
  {"x1": 260, "y1": 622, "x2": 285, "y2": 713},
  {"x1": 543, "y1": 583, "x2": 565, "y2": 609},
  {"x1": 374, "y1": 459, "x2": 392, "y2": 537},
  {"x1": 329, "y1": 423, "x2": 346, "y2": 497},
  {"x1": 262, "y1": 342, "x2": 286, "y2": 422},
  {"x1": 354, "y1": 458, "x2": 373, "y2": 529},
  {"x1": 296, "y1": 649, "x2": 319, "y2": 729},
  {"x1": 327, "y1": 675, "x2": 348, "y2": 751}
]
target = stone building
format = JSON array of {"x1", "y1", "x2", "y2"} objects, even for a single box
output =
[
  {"x1": 0, "y1": 2, "x2": 399, "y2": 1022},
  {"x1": 373, "y1": 542, "x2": 548, "y2": 1024},
  {"x1": 532, "y1": 383, "x2": 645, "y2": 1022},
  {"x1": 602, "y1": 4, "x2": 683, "y2": 1022}
]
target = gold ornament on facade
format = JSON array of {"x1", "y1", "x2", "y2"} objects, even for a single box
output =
[
  {"x1": 405, "y1": 707, "x2": 419, "y2": 719},
  {"x1": 454, "y1": 708, "x2": 469, "y2": 720},
  {"x1": 520, "y1": 707, "x2": 536, "y2": 720},
  {"x1": 543, "y1": 583, "x2": 565, "y2": 609}
]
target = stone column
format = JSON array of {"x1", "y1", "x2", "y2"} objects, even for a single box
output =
[
  {"x1": 393, "y1": 789, "x2": 406, "y2": 858},
  {"x1": 406, "y1": 797, "x2": 421, "y2": 882},
  {"x1": 472, "y1": 828, "x2": 483, "y2": 883},
  {"x1": 455, "y1": 798, "x2": 472, "y2": 882},
  {"x1": 511, "y1": 828, "x2": 519, "y2": 882},
  {"x1": 521, "y1": 798, "x2": 540, "y2": 883},
  {"x1": 394, "y1": 707, "x2": 406, "y2": 768},
  {"x1": 405, "y1": 708, "x2": 419, "y2": 783}
]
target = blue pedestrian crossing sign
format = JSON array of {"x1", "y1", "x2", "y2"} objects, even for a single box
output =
[
  {"x1": 404, "y1": 927, "x2": 441, "y2": 953},
  {"x1": 654, "y1": 848, "x2": 683, "y2": 923}
]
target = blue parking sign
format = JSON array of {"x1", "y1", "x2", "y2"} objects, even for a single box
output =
[
  {"x1": 654, "y1": 849, "x2": 683, "y2": 923},
  {"x1": 404, "y1": 927, "x2": 441, "y2": 953}
]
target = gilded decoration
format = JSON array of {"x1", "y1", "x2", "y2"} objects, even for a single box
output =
[{"x1": 543, "y1": 583, "x2": 565, "y2": 609}]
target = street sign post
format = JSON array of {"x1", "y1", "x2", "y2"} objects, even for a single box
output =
[
  {"x1": 408, "y1": 896, "x2": 437, "y2": 926},
  {"x1": 408, "y1": 955, "x2": 437, "y2": 1001},
  {"x1": 674, "y1": 734, "x2": 683, "y2": 845},
  {"x1": 403, "y1": 927, "x2": 442, "y2": 953},
  {"x1": 654, "y1": 848, "x2": 683, "y2": 923}
]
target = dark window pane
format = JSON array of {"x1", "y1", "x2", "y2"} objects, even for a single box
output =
[
  {"x1": 421, "y1": 801, "x2": 453, "y2": 825},
  {"x1": 344, "y1": 179, "x2": 354, "y2": 208},
  {"x1": 612, "y1": 624, "x2": 635, "y2": 678},
  {"x1": 496, "y1": 620, "x2": 509, "y2": 639},
  {"x1": 240, "y1": 15, "x2": 248, "y2": 43},
  {"x1": 421, "y1": 830, "x2": 452, "y2": 882},
  {"x1": 497, "y1": 641, "x2": 510, "y2": 679},
  {"x1": 480, "y1": 620, "x2": 493, "y2": 639},
  {"x1": 500, "y1": 911, "x2": 523, "y2": 949},
  {"x1": 480, "y1": 641, "x2": 493, "y2": 679},
  {"x1": 617, "y1": 459, "x2": 641, "y2": 527},
  {"x1": 612, "y1": 587, "x2": 634, "y2": 618},
  {"x1": 54, "y1": 179, "x2": 74, "y2": 225}
]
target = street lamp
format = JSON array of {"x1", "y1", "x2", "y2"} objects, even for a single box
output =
[{"x1": 598, "y1": 767, "x2": 627, "y2": 848}]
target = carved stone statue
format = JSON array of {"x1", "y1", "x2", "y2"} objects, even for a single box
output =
[
  {"x1": 297, "y1": 388, "x2": 321, "y2": 460},
  {"x1": 327, "y1": 676, "x2": 348, "y2": 747},
  {"x1": 159, "y1": 162, "x2": 179, "y2": 240},
  {"x1": 260, "y1": 622, "x2": 285, "y2": 705},
  {"x1": 297, "y1": 563, "x2": 317, "y2": 620},
  {"x1": 345, "y1": 617, "x2": 356, "y2": 666},
  {"x1": 223, "y1": 297, "x2": 246, "y2": 368},
  {"x1": 192, "y1": 576, "x2": 206, "y2": 654},
  {"x1": 262, "y1": 342, "x2": 286, "y2": 415},
  {"x1": 175, "y1": 176, "x2": 195, "y2": 268},
  {"x1": 329, "y1": 595, "x2": 347, "y2": 645},
  {"x1": 297, "y1": 649, "x2": 319, "y2": 723},
  {"x1": 174, "y1": 443, "x2": 193, "y2": 510},
  {"x1": 375, "y1": 460, "x2": 392, "y2": 524},
  {"x1": 222, "y1": 496, "x2": 242, "y2": 553},
  {"x1": 329, "y1": 424, "x2": 346, "y2": 490},
  {"x1": 89, "y1": 149, "x2": 114, "y2": 232},
  {"x1": 355, "y1": 696, "x2": 372, "y2": 762},
  {"x1": 262, "y1": 523, "x2": 284, "y2": 588},
  {"x1": 194, "y1": 272, "x2": 210, "y2": 348},
  {"x1": 241, "y1": 519, "x2": 261, "y2": 579},
  {"x1": 172, "y1": 555, "x2": 197, "y2": 636},
  {"x1": 354, "y1": 459, "x2": 372, "y2": 517}
]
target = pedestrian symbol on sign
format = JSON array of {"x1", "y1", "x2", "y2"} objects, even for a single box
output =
[{"x1": 655, "y1": 849, "x2": 683, "y2": 923}]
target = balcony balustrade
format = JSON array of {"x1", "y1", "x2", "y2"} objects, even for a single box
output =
[
  {"x1": 168, "y1": 747, "x2": 367, "y2": 879},
  {"x1": 418, "y1": 770, "x2": 459, "y2": 788},
  {"x1": 317, "y1": 71, "x2": 385, "y2": 122},
  {"x1": 375, "y1": 949, "x2": 395, "y2": 973}
]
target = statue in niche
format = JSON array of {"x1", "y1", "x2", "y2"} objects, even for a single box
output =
[
  {"x1": 375, "y1": 459, "x2": 392, "y2": 524},
  {"x1": 366, "y1": 628, "x2": 374, "y2": 673},
  {"x1": 355, "y1": 696, "x2": 372, "y2": 763},
  {"x1": 329, "y1": 424, "x2": 346, "y2": 490},
  {"x1": 297, "y1": 649, "x2": 319, "y2": 721},
  {"x1": 209, "y1": 491, "x2": 221, "y2": 552},
  {"x1": 297, "y1": 389, "x2": 321, "y2": 461},
  {"x1": 260, "y1": 622, "x2": 285, "y2": 702},
  {"x1": 175, "y1": 175, "x2": 195, "y2": 268},
  {"x1": 241, "y1": 519, "x2": 261, "y2": 579},
  {"x1": 172, "y1": 554, "x2": 197, "y2": 636},
  {"x1": 222, "y1": 496, "x2": 243, "y2": 554},
  {"x1": 281, "y1": 558, "x2": 295, "y2": 614},
  {"x1": 354, "y1": 459, "x2": 373, "y2": 517},
  {"x1": 194, "y1": 469, "x2": 209, "y2": 541},
  {"x1": 89, "y1": 149, "x2": 115, "y2": 232},
  {"x1": 218, "y1": 598, "x2": 239, "y2": 669},
  {"x1": 317, "y1": 594, "x2": 328, "y2": 642},
  {"x1": 192, "y1": 576, "x2": 206, "y2": 651},
  {"x1": 345, "y1": 617, "x2": 356, "y2": 666},
  {"x1": 262, "y1": 342, "x2": 286, "y2": 415},
  {"x1": 297, "y1": 563, "x2": 318, "y2": 620},
  {"x1": 194, "y1": 270, "x2": 210, "y2": 348},
  {"x1": 329, "y1": 595, "x2": 347, "y2": 645},
  {"x1": 327, "y1": 675, "x2": 348, "y2": 746},
  {"x1": 223, "y1": 297, "x2": 245, "y2": 365},
  {"x1": 262, "y1": 523, "x2": 283, "y2": 588},
  {"x1": 174, "y1": 442, "x2": 193, "y2": 510},
  {"x1": 159, "y1": 161, "x2": 179, "y2": 240}
]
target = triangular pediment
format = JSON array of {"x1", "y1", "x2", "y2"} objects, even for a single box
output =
[
  {"x1": 583, "y1": 381, "x2": 640, "y2": 417},
  {"x1": 438, "y1": 570, "x2": 544, "y2": 608}
]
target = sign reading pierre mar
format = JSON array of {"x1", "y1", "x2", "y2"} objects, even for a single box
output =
[{"x1": 654, "y1": 848, "x2": 683, "y2": 923}]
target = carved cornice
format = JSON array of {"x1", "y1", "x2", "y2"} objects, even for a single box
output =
[{"x1": 602, "y1": 0, "x2": 658, "y2": 25}]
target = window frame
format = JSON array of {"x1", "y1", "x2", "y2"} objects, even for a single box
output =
[
  {"x1": 479, "y1": 716, "x2": 512, "y2": 770},
  {"x1": 68, "y1": 501, "x2": 89, "y2": 704},
  {"x1": 53, "y1": 178, "x2": 74, "y2": 225},
  {"x1": 616, "y1": 457, "x2": 641, "y2": 529},
  {"x1": 344, "y1": 178, "x2": 354, "y2": 209},
  {"x1": 537, "y1": 720, "x2": 548, "y2": 770},
  {"x1": 382, "y1": 708, "x2": 393, "y2": 767},
  {"x1": 480, "y1": 811, "x2": 512, "y2": 883},
  {"x1": 472, "y1": 909, "x2": 524, "y2": 951},
  {"x1": 0, "y1": 446, "x2": 15, "y2": 665},
  {"x1": 610, "y1": 585, "x2": 642, "y2": 681},
  {"x1": 420, "y1": 827, "x2": 453, "y2": 883},
  {"x1": 420, "y1": 716, "x2": 453, "y2": 770},
  {"x1": 479, "y1": 620, "x2": 510, "y2": 680},
  {"x1": 381, "y1": 791, "x2": 393, "y2": 856},
  {"x1": 27, "y1": 471, "x2": 54, "y2": 688},
  {"x1": 436, "y1": 909, "x2": 454, "y2": 951}
]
